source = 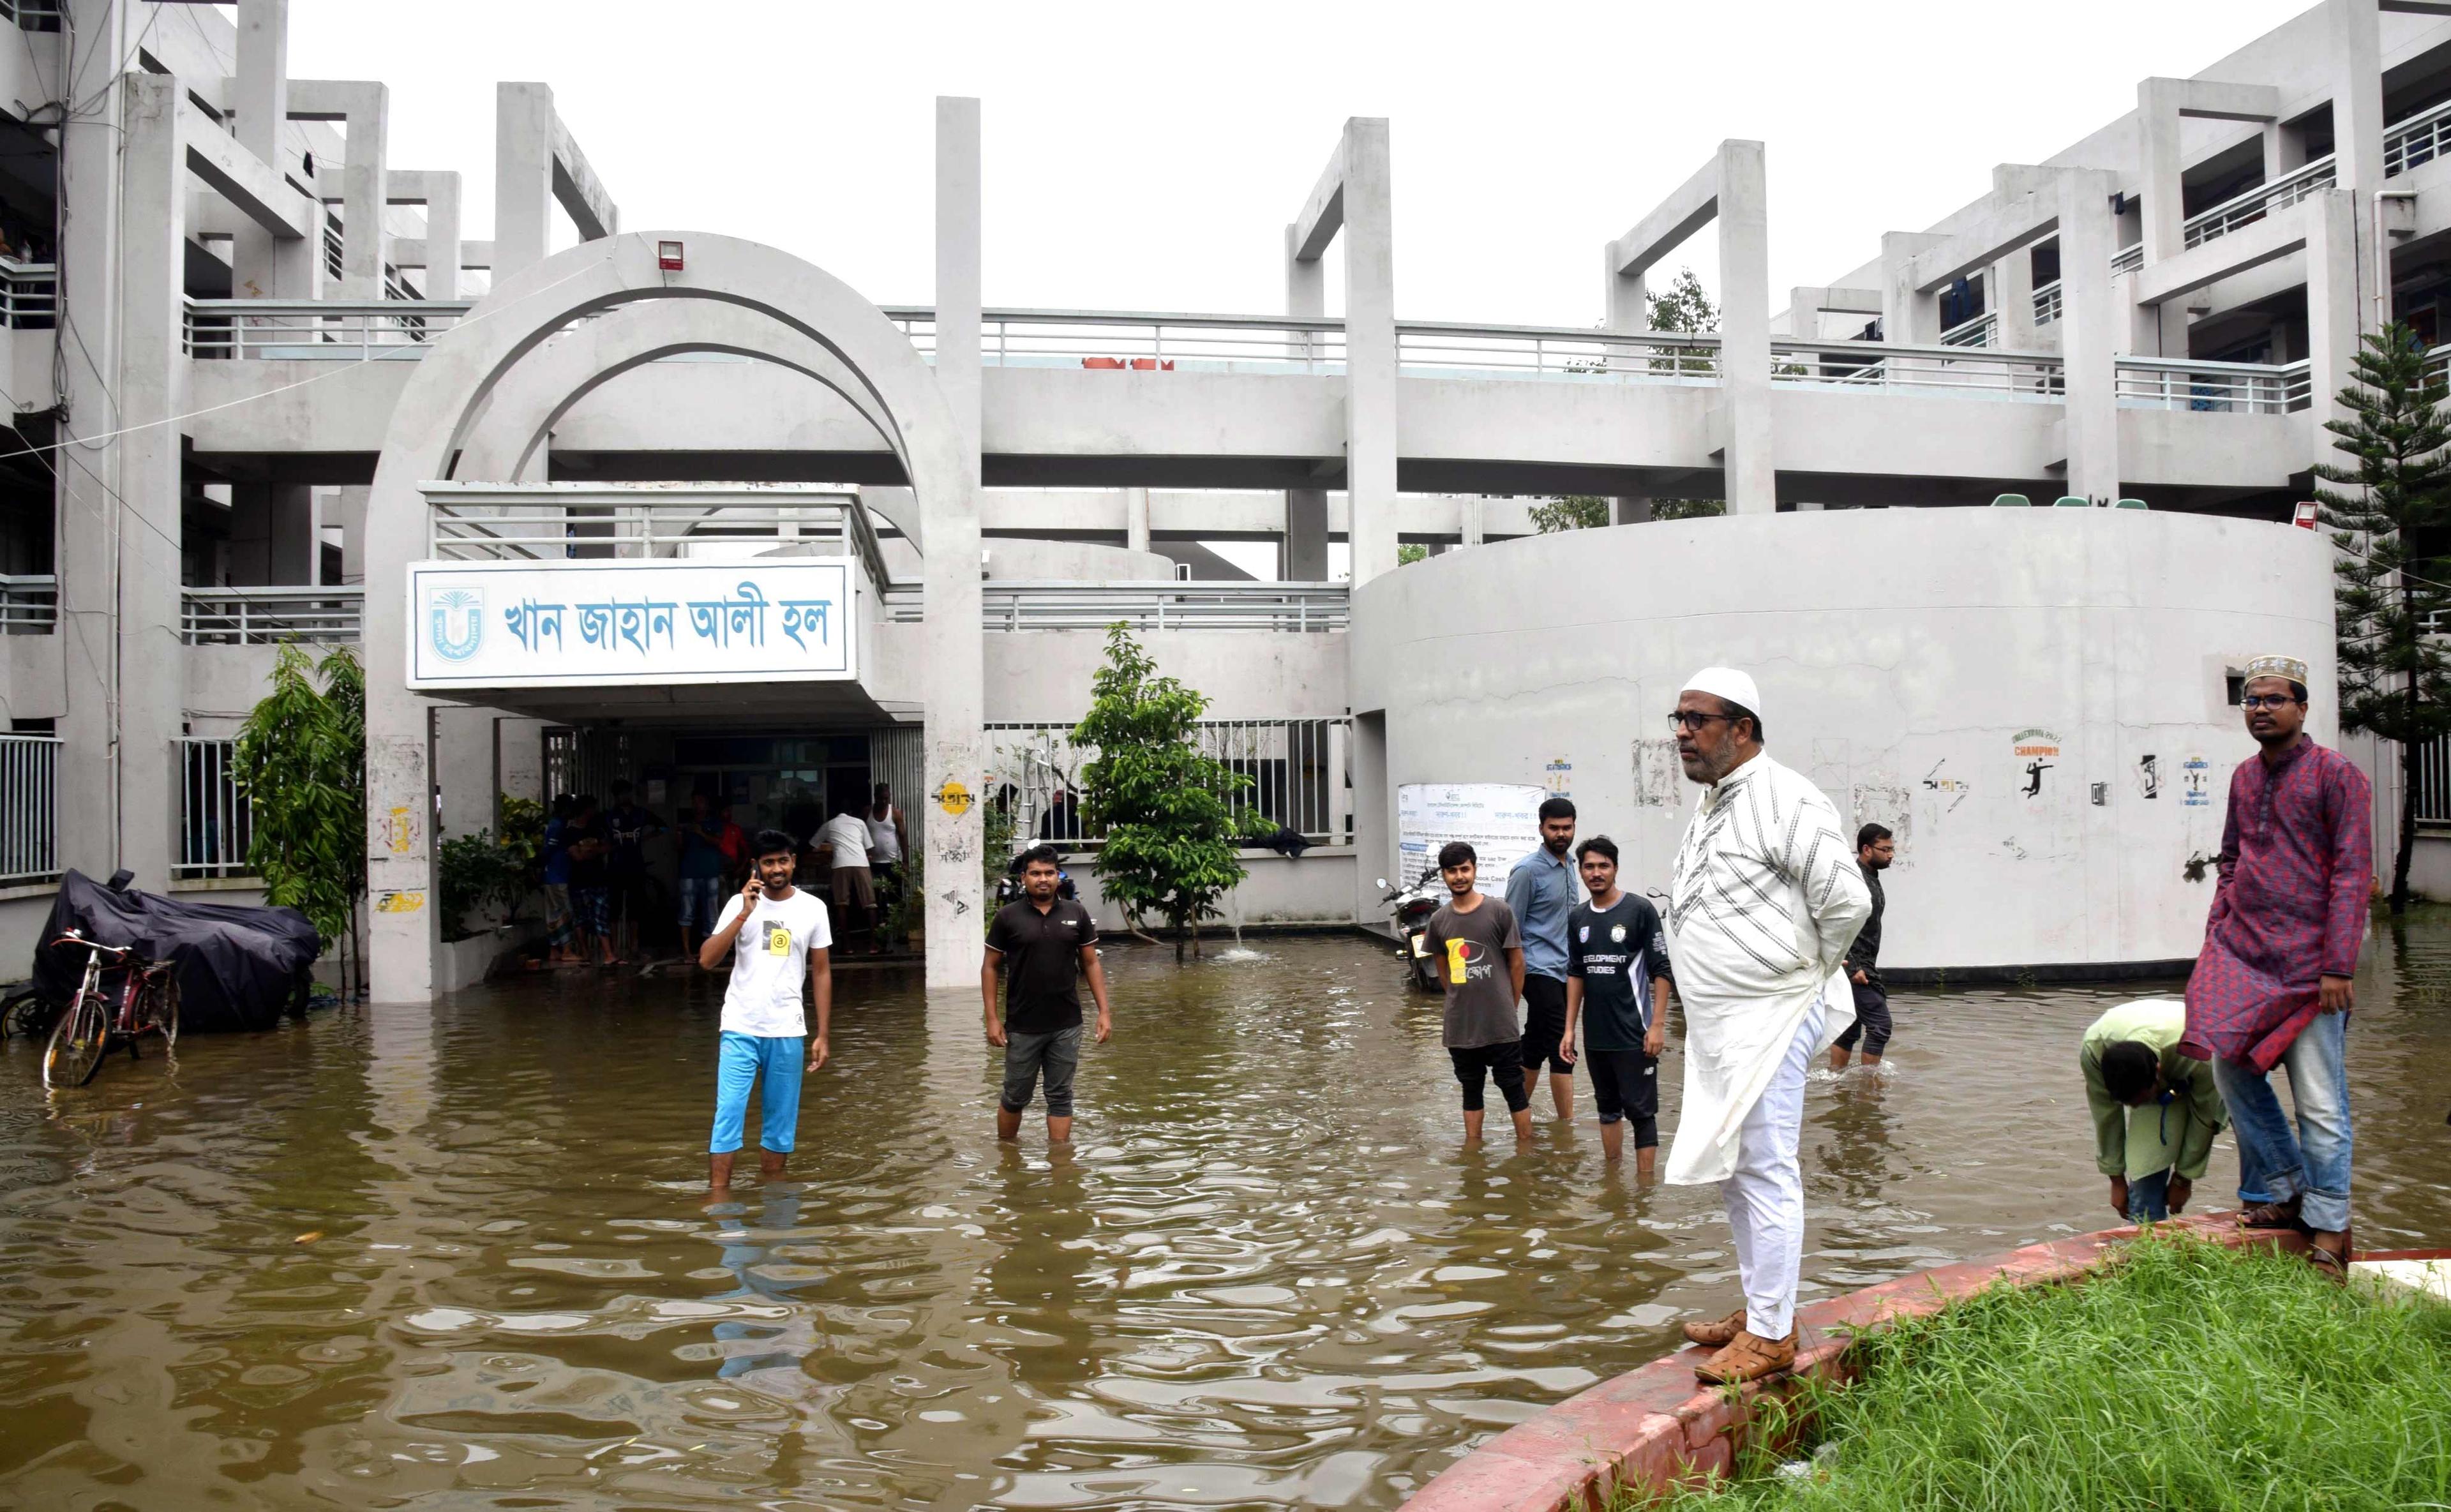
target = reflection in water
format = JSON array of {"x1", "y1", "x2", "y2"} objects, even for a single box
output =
[{"x1": 2, "y1": 930, "x2": 2446, "y2": 1509}]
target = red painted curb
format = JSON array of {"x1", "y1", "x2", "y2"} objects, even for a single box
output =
[{"x1": 1399, "y1": 1213, "x2": 2314, "y2": 1512}]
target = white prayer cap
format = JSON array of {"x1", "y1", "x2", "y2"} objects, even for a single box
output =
[{"x1": 1681, "y1": 666, "x2": 1762, "y2": 718}]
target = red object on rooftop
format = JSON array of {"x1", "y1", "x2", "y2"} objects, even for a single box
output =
[
  {"x1": 1082, "y1": 357, "x2": 1126, "y2": 370},
  {"x1": 657, "y1": 240, "x2": 684, "y2": 272},
  {"x1": 2293, "y1": 500, "x2": 2319, "y2": 529}
]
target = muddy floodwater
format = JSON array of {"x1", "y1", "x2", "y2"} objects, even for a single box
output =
[{"x1": 3, "y1": 926, "x2": 2447, "y2": 1509}]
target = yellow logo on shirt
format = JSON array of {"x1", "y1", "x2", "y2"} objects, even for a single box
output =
[
  {"x1": 1446, "y1": 938, "x2": 1471, "y2": 984},
  {"x1": 765, "y1": 921, "x2": 791, "y2": 956}
]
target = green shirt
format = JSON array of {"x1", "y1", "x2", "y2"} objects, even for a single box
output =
[{"x1": 2080, "y1": 998, "x2": 2228, "y2": 1181}]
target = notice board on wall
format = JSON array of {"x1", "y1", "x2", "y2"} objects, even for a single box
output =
[{"x1": 1395, "y1": 783, "x2": 1547, "y2": 893}]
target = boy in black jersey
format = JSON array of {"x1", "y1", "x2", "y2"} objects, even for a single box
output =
[{"x1": 1558, "y1": 835, "x2": 1674, "y2": 1174}]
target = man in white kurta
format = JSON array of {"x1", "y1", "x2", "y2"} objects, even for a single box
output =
[{"x1": 1663, "y1": 668, "x2": 1870, "y2": 1384}]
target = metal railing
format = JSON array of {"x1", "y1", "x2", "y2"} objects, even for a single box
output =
[
  {"x1": 887, "y1": 306, "x2": 1349, "y2": 372},
  {"x1": 183, "y1": 298, "x2": 473, "y2": 360},
  {"x1": 2032, "y1": 281, "x2": 2064, "y2": 327},
  {"x1": 4, "y1": 2, "x2": 63, "y2": 31},
  {"x1": 182, "y1": 586, "x2": 364, "y2": 644},
  {"x1": 177, "y1": 738, "x2": 255, "y2": 881},
  {"x1": 0, "y1": 573, "x2": 55, "y2": 632},
  {"x1": 1396, "y1": 321, "x2": 1721, "y2": 380},
  {"x1": 0, "y1": 259, "x2": 54, "y2": 327},
  {"x1": 987, "y1": 716, "x2": 1351, "y2": 848},
  {"x1": 425, "y1": 485, "x2": 896, "y2": 592},
  {"x1": 2387, "y1": 96, "x2": 2451, "y2": 179},
  {"x1": 2183, "y1": 156, "x2": 2337, "y2": 249},
  {"x1": 1770, "y1": 338, "x2": 2063, "y2": 399},
  {"x1": 2114, "y1": 356, "x2": 2309, "y2": 414},
  {"x1": 2110, "y1": 243, "x2": 2144, "y2": 278},
  {"x1": 2414, "y1": 730, "x2": 2451, "y2": 825},
  {"x1": 0, "y1": 734, "x2": 59, "y2": 885},
  {"x1": 882, "y1": 580, "x2": 1348, "y2": 632},
  {"x1": 1938, "y1": 311, "x2": 1997, "y2": 348}
]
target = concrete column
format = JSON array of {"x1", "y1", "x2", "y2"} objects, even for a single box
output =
[
  {"x1": 1284, "y1": 222, "x2": 1330, "y2": 580},
  {"x1": 334, "y1": 87, "x2": 388, "y2": 299},
  {"x1": 423, "y1": 172, "x2": 462, "y2": 300},
  {"x1": 1717, "y1": 141, "x2": 1774, "y2": 516},
  {"x1": 2305, "y1": 189, "x2": 2364, "y2": 457},
  {"x1": 1342, "y1": 119, "x2": 1399, "y2": 587},
  {"x1": 1880, "y1": 232, "x2": 1945, "y2": 345},
  {"x1": 494, "y1": 83, "x2": 556, "y2": 281},
  {"x1": 1123, "y1": 486, "x2": 1150, "y2": 555},
  {"x1": 1603, "y1": 243, "x2": 1646, "y2": 372},
  {"x1": 1611, "y1": 497, "x2": 1654, "y2": 524},
  {"x1": 229, "y1": 0, "x2": 311, "y2": 301},
  {"x1": 2057, "y1": 170, "x2": 2121, "y2": 504},
  {"x1": 925, "y1": 96, "x2": 987, "y2": 989},
  {"x1": 2264, "y1": 118, "x2": 2308, "y2": 178},
  {"x1": 334, "y1": 485, "x2": 368, "y2": 583},
  {"x1": 2330, "y1": 0, "x2": 2385, "y2": 193},
  {"x1": 1996, "y1": 245, "x2": 2038, "y2": 350},
  {"x1": 2138, "y1": 80, "x2": 2185, "y2": 269},
  {"x1": 1458, "y1": 495, "x2": 1485, "y2": 546}
]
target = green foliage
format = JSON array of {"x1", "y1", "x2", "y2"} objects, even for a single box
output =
[
  {"x1": 982, "y1": 797, "x2": 1017, "y2": 888},
  {"x1": 1654, "y1": 498, "x2": 1727, "y2": 521},
  {"x1": 436, "y1": 830, "x2": 518, "y2": 943},
  {"x1": 883, "y1": 843, "x2": 924, "y2": 945},
  {"x1": 1074, "y1": 624, "x2": 1255, "y2": 959},
  {"x1": 1530, "y1": 495, "x2": 1609, "y2": 533},
  {"x1": 497, "y1": 794, "x2": 546, "y2": 887},
  {"x1": 2314, "y1": 323, "x2": 2451, "y2": 914},
  {"x1": 1654, "y1": 1237, "x2": 2451, "y2": 1511},
  {"x1": 1397, "y1": 542, "x2": 1430, "y2": 565},
  {"x1": 1646, "y1": 266, "x2": 1719, "y2": 334},
  {"x1": 232, "y1": 645, "x2": 366, "y2": 991}
]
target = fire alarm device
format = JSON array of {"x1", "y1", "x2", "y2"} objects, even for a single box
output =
[{"x1": 657, "y1": 241, "x2": 684, "y2": 272}]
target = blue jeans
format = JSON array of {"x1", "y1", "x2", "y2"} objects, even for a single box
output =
[
  {"x1": 709, "y1": 1031, "x2": 806, "y2": 1153},
  {"x1": 2125, "y1": 1167, "x2": 2171, "y2": 1222},
  {"x1": 2212, "y1": 1010, "x2": 2351, "y2": 1232},
  {"x1": 678, "y1": 875, "x2": 726, "y2": 934}
]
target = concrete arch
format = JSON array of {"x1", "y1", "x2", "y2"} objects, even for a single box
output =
[
  {"x1": 452, "y1": 300, "x2": 901, "y2": 519},
  {"x1": 362, "y1": 232, "x2": 983, "y2": 1003}
]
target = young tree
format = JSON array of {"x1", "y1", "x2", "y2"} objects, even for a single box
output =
[
  {"x1": 1530, "y1": 495, "x2": 1608, "y2": 532},
  {"x1": 1074, "y1": 624, "x2": 1256, "y2": 959},
  {"x1": 233, "y1": 645, "x2": 369, "y2": 994},
  {"x1": 2314, "y1": 322, "x2": 2451, "y2": 914},
  {"x1": 1648, "y1": 268, "x2": 1728, "y2": 520}
]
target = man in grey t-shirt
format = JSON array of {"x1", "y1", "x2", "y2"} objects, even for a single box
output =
[{"x1": 1421, "y1": 840, "x2": 1528, "y2": 1142}]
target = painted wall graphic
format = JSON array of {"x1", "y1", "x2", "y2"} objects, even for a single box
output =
[
  {"x1": 2137, "y1": 753, "x2": 2161, "y2": 798},
  {"x1": 2182, "y1": 754, "x2": 2214, "y2": 807},
  {"x1": 1921, "y1": 758, "x2": 1971, "y2": 813},
  {"x1": 1631, "y1": 738, "x2": 1683, "y2": 807},
  {"x1": 1545, "y1": 757, "x2": 1572, "y2": 796},
  {"x1": 1850, "y1": 782, "x2": 1913, "y2": 857},
  {"x1": 1395, "y1": 783, "x2": 1545, "y2": 892},
  {"x1": 2011, "y1": 728, "x2": 2061, "y2": 799}
]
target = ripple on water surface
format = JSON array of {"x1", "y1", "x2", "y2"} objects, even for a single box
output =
[{"x1": 2, "y1": 930, "x2": 2446, "y2": 1508}]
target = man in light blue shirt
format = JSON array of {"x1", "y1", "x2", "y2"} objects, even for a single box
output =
[{"x1": 1506, "y1": 796, "x2": 1581, "y2": 1120}]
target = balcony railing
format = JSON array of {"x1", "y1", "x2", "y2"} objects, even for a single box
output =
[
  {"x1": 183, "y1": 298, "x2": 474, "y2": 360},
  {"x1": 1938, "y1": 311, "x2": 1997, "y2": 349},
  {"x1": 2032, "y1": 280, "x2": 2064, "y2": 326},
  {"x1": 0, "y1": 259, "x2": 53, "y2": 327},
  {"x1": 888, "y1": 307, "x2": 1349, "y2": 372},
  {"x1": 1771, "y1": 338, "x2": 2062, "y2": 400},
  {"x1": 2183, "y1": 156, "x2": 2337, "y2": 250},
  {"x1": 1395, "y1": 321, "x2": 1720, "y2": 380},
  {"x1": 424, "y1": 484, "x2": 896, "y2": 592},
  {"x1": 0, "y1": 573, "x2": 54, "y2": 632},
  {"x1": 0, "y1": 733, "x2": 59, "y2": 886},
  {"x1": 988, "y1": 716, "x2": 1351, "y2": 847},
  {"x1": 181, "y1": 587, "x2": 364, "y2": 644},
  {"x1": 2386, "y1": 96, "x2": 2451, "y2": 179},
  {"x1": 2110, "y1": 243, "x2": 2144, "y2": 278},
  {"x1": 2114, "y1": 356, "x2": 2309, "y2": 414},
  {"x1": 883, "y1": 580, "x2": 1349, "y2": 632},
  {"x1": 177, "y1": 738, "x2": 254, "y2": 881},
  {"x1": 3, "y1": 2, "x2": 63, "y2": 32}
]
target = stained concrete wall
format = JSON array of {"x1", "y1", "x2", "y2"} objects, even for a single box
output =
[{"x1": 1347, "y1": 509, "x2": 2336, "y2": 973}]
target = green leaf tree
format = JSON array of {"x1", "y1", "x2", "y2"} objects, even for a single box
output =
[
  {"x1": 2314, "y1": 322, "x2": 2451, "y2": 914},
  {"x1": 1074, "y1": 624, "x2": 1255, "y2": 959},
  {"x1": 1530, "y1": 495, "x2": 1608, "y2": 532},
  {"x1": 232, "y1": 644, "x2": 368, "y2": 994}
]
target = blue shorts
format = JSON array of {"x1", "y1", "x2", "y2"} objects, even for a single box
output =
[
  {"x1": 678, "y1": 875, "x2": 725, "y2": 932},
  {"x1": 709, "y1": 1031, "x2": 806, "y2": 1153}
]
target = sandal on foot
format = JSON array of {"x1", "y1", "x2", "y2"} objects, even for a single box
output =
[
  {"x1": 2237, "y1": 1197, "x2": 2302, "y2": 1231},
  {"x1": 1695, "y1": 1328, "x2": 1798, "y2": 1386},
  {"x1": 1681, "y1": 1306, "x2": 1749, "y2": 1348}
]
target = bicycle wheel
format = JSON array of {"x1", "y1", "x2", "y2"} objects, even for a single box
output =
[
  {"x1": 43, "y1": 991, "x2": 110, "y2": 1089},
  {"x1": 154, "y1": 975, "x2": 179, "y2": 1049},
  {"x1": 0, "y1": 990, "x2": 52, "y2": 1040}
]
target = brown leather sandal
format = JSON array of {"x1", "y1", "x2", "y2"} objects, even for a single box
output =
[
  {"x1": 1695, "y1": 1328, "x2": 1797, "y2": 1385},
  {"x1": 2305, "y1": 1228, "x2": 2352, "y2": 1280},
  {"x1": 1681, "y1": 1306, "x2": 1750, "y2": 1348},
  {"x1": 2237, "y1": 1196, "x2": 2303, "y2": 1231}
]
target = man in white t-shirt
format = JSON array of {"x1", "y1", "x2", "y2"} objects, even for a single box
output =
[
  {"x1": 698, "y1": 827, "x2": 833, "y2": 1191},
  {"x1": 816, "y1": 802, "x2": 880, "y2": 954}
]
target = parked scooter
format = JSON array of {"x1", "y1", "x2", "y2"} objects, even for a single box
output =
[{"x1": 1378, "y1": 869, "x2": 1443, "y2": 992}]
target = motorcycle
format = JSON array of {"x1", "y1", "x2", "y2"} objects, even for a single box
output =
[{"x1": 1378, "y1": 869, "x2": 1443, "y2": 992}]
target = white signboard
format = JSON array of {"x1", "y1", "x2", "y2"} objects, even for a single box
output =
[
  {"x1": 1396, "y1": 782, "x2": 1546, "y2": 892},
  {"x1": 407, "y1": 559, "x2": 858, "y2": 690}
]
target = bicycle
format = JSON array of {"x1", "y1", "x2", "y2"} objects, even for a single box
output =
[{"x1": 41, "y1": 929, "x2": 179, "y2": 1089}]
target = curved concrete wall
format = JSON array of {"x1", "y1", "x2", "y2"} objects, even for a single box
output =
[{"x1": 1348, "y1": 510, "x2": 2336, "y2": 972}]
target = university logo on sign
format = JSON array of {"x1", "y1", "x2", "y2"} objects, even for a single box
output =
[{"x1": 428, "y1": 587, "x2": 484, "y2": 662}]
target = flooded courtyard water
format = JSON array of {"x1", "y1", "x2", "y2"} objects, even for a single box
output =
[{"x1": 2, "y1": 924, "x2": 2447, "y2": 1510}]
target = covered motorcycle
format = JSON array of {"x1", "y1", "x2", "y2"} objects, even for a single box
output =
[{"x1": 30, "y1": 870, "x2": 320, "y2": 1033}]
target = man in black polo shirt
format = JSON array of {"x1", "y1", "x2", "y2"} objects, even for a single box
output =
[
  {"x1": 1558, "y1": 835, "x2": 1674, "y2": 1176},
  {"x1": 982, "y1": 844, "x2": 1115, "y2": 1142}
]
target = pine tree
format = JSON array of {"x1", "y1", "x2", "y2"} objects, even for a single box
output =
[
  {"x1": 1074, "y1": 625, "x2": 1255, "y2": 959},
  {"x1": 2314, "y1": 322, "x2": 2451, "y2": 914}
]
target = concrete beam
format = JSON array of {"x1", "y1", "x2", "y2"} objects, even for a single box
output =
[
  {"x1": 552, "y1": 114, "x2": 617, "y2": 241},
  {"x1": 1904, "y1": 188, "x2": 2058, "y2": 293},
  {"x1": 1608, "y1": 154, "x2": 1721, "y2": 280},
  {"x1": 391, "y1": 237, "x2": 491, "y2": 271},
  {"x1": 1783, "y1": 285, "x2": 1880, "y2": 339},
  {"x1": 2131, "y1": 199, "x2": 2312, "y2": 306},
  {"x1": 1289, "y1": 140, "x2": 1346, "y2": 263},
  {"x1": 287, "y1": 79, "x2": 386, "y2": 296},
  {"x1": 179, "y1": 97, "x2": 312, "y2": 237},
  {"x1": 496, "y1": 83, "x2": 617, "y2": 280}
]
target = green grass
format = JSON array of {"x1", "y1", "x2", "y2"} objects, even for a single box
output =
[{"x1": 1649, "y1": 1238, "x2": 2451, "y2": 1512}]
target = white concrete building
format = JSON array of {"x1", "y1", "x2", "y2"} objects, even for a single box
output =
[{"x1": 6, "y1": 0, "x2": 2438, "y2": 997}]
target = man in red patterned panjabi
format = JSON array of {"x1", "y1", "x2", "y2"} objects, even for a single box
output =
[{"x1": 2181, "y1": 654, "x2": 2370, "y2": 1275}]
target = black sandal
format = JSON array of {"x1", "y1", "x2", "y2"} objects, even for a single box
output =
[{"x1": 2238, "y1": 1197, "x2": 2303, "y2": 1231}]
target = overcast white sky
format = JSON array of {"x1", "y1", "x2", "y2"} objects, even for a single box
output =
[{"x1": 290, "y1": 0, "x2": 2316, "y2": 325}]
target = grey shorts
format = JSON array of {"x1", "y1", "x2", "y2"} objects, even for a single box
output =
[{"x1": 1001, "y1": 1025, "x2": 1083, "y2": 1118}]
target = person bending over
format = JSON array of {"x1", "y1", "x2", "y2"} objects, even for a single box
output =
[
  {"x1": 2081, "y1": 998, "x2": 2226, "y2": 1224},
  {"x1": 699, "y1": 829, "x2": 832, "y2": 1191}
]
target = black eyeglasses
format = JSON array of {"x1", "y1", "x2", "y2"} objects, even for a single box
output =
[
  {"x1": 1667, "y1": 711, "x2": 1739, "y2": 732},
  {"x1": 2239, "y1": 694, "x2": 2300, "y2": 710}
]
